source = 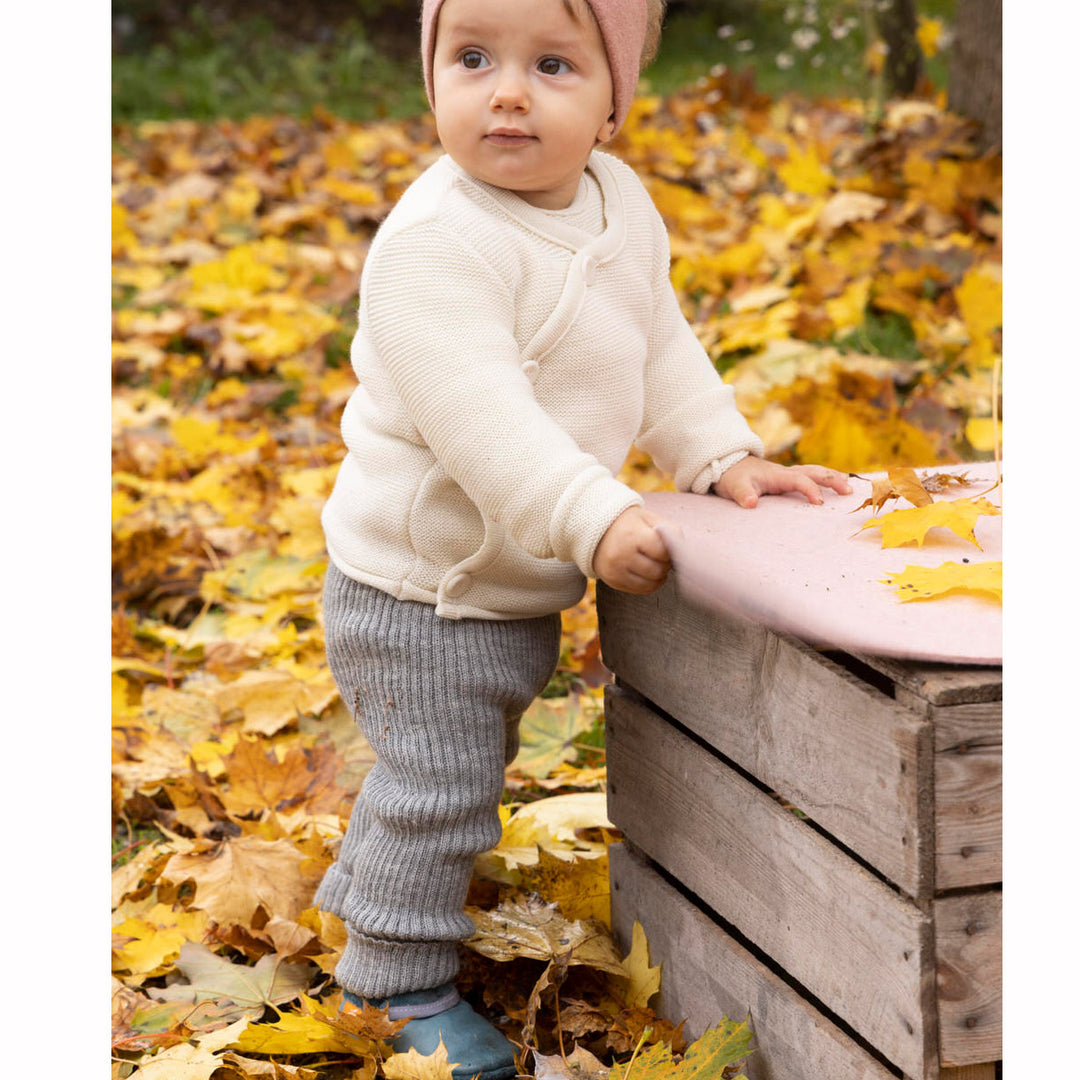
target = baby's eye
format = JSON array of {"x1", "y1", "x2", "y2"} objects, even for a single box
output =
[
  {"x1": 460, "y1": 50, "x2": 489, "y2": 70},
  {"x1": 537, "y1": 56, "x2": 570, "y2": 76}
]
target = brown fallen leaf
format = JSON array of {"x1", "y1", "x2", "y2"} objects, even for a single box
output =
[
  {"x1": 123, "y1": 1040, "x2": 224, "y2": 1080},
  {"x1": 851, "y1": 475, "x2": 900, "y2": 514},
  {"x1": 218, "y1": 733, "x2": 343, "y2": 818},
  {"x1": 920, "y1": 469, "x2": 972, "y2": 493},
  {"x1": 465, "y1": 897, "x2": 626, "y2": 976},
  {"x1": 217, "y1": 1052, "x2": 320, "y2": 1078},
  {"x1": 851, "y1": 465, "x2": 933, "y2": 514},
  {"x1": 533, "y1": 1045, "x2": 612, "y2": 1079},
  {"x1": 161, "y1": 835, "x2": 320, "y2": 928},
  {"x1": 886, "y1": 466, "x2": 933, "y2": 508}
]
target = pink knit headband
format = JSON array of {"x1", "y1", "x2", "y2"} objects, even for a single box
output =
[{"x1": 420, "y1": 0, "x2": 647, "y2": 132}]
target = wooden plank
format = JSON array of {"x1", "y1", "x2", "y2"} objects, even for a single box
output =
[
  {"x1": 935, "y1": 892, "x2": 1002, "y2": 1067},
  {"x1": 940, "y1": 1066, "x2": 995, "y2": 1080},
  {"x1": 935, "y1": 752, "x2": 1001, "y2": 891},
  {"x1": 850, "y1": 654, "x2": 1002, "y2": 708},
  {"x1": 609, "y1": 842, "x2": 900, "y2": 1080},
  {"x1": 932, "y1": 702, "x2": 1003, "y2": 755},
  {"x1": 598, "y1": 582, "x2": 935, "y2": 898},
  {"x1": 932, "y1": 701, "x2": 1002, "y2": 891},
  {"x1": 606, "y1": 687, "x2": 937, "y2": 1079}
]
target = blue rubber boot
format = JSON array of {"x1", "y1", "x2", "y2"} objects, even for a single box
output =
[{"x1": 344, "y1": 984, "x2": 518, "y2": 1080}]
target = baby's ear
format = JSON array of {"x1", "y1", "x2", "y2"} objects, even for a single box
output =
[{"x1": 596, "y1": 111, "x2": 617, "y2": 144}]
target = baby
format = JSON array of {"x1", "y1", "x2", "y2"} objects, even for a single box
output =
[{"x1": 314, "y1": 0, "x2": 850, "y2": 1075}]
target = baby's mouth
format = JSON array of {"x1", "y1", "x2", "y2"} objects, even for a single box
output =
[{"x1": 485, "y1": 129, "x2": 537, "y2": 146}]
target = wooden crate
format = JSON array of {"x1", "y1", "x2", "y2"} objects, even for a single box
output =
[{"x1": 598, "y1": 579, "x2": 1001, "y2": 1080}]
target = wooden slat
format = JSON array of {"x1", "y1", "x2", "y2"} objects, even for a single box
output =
[
  {"x1": 935, "y1": 754, "x2": 1001, "y2": 891},
  {"x1": 940, "y1": 1066, "x2": 996, "y2": 1079},
  {"x1": 935, "y1": 892, "x2": 1002, "y2": 1067},
  {"x1": 598, "y1": 582, "x2": 935, "y2": 898},
  {"x1": 606, "y1": 687, "x2": 937, "y2": 1079},
  {"x1": 850, "y1": 654, "x2": 1002, "y2": 707},
  {"x1": 609, "y1": 842, "x2": 900, "y2": 1080},
  {"x1": 932, "y1": 700, "x2": 1002, "y2": 891}
]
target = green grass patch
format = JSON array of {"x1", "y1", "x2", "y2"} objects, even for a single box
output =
[
  {"x1": 112, "y1": 821, "x2": 164, "y2": 866},
  {"x1": 112, "y1": 5, "x2": 425, "y2": 122},
  {"x1": 834, "y1": 308, "x2": 923, "y2": 361}
]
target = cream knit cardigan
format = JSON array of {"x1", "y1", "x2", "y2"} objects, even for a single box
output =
[{"x1": 322, "y1": 150, "x2": 764, "y2": 620}]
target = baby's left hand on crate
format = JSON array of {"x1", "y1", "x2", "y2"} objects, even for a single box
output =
[{"x1": 713, "y1": 457, "x2": 852, "y2": 509}]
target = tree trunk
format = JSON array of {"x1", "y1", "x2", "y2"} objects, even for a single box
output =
[
  {"x1": 948, "y1": 0, "x2": 1003, "y2": 154},
  {"x1": 876, "y1": 0, "x2": 923, "y2": 97}
]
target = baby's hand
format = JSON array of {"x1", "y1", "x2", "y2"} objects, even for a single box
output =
[
  {"x1": 594, "y1": 505, "x2": 673, "y2": 595},
  {"x1": 714, "y1": 457, "x2": 852, "y2": 508}
]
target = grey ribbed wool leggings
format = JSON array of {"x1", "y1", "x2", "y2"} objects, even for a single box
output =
[{"x1": 314, "y1": 563, "x2": 562, "y2": 998}]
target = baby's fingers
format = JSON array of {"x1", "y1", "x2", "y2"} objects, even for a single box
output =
[
  {"x1": 636, "y1": 515, "x2": 674, "y2": 564},
  {"x1": 793, "y1": 464, "x2": 852, "y2": 496}
]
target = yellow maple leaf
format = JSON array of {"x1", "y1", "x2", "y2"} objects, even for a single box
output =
[
  {"x1": 170, "y1": 415, "x2": 269, "y2": 467},
  {"x1": 620, "y1": 921, "x2": 662, "y2": 1008},
  {"x1": 716, "y1": 300, "x2": 799, "y2": 353},
  {"x1": 903, "y1": 153, "x2": 961, "y2": 215},
  {"x1": 112, "y1": 919, "x2": 186, "y2": 980},
  {"x1": 520, "y1": 847, "x2": 611, "y2": 927},
  {"x1": 824, "y1": 277, "x2": 871, "y2": 331},
  {"x1": 609, "y1": 1017, "x2": 753, "y2": 1079},
  {"x1": 500, "y1": 792, "x2": 612, "y2": 855},
  {"x1": 229, "y1": 1010, "x2": 370, "y2": 1056},
  {"x1": 917, "y1": 16, "x2": 944, "y2": 57},
  {"x1": 112, "y1": 201, "x2": 138, "y2": 257},
  {"x1": 881, "y1": 561, "x2": 1002, "y2": 603},
  {"x1": 223, "y1": 175, "x2": 262, "y2": 221},
  {"x1": 965, "y1": 416, "x2": 1002, "y2": 453},
  {"x1": 859, "y1": 498, "x2": 1001, "y2": 549},
  {"x1": 316, "y1": 175, "x2": 382, "y2": 205},
  {"x1": 955, "y1": 264, "x2": 1003, "y2": 349},
  {"x1": 187, "y1": 238, "x2": 289, "y2": 294},
  {"x1": 793, "y1": 395, "x2": 939, "y2": 474},
  {"x1": 383, "y1": 1038, "x2": 459, "y2": 1080},
  {"x1": 777, "y1": 140, "x2": 833, "y2": 197}
]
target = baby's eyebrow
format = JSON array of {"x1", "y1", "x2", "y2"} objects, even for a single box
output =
[{"x1": 531, "y1": 36, "x2": 586, "y2": 55}]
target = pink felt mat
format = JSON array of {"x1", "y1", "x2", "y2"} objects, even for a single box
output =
[{"x1": 648, "y1": 462, "x2": 1002, "y2": 666}]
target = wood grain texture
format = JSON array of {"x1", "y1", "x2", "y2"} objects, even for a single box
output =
[
  {"x1": 931, "y1": 700, "x2": 1002, "y2": 891},
  {"x1": 597, "y1": 582, "x2": 935, "y2": 898},
  {"x1": 939, "y1": 1066, "x2": 996, "y2": 1079},
  {"x1": 935, "y1": 892, "x2": 1002, "y2": 1066},
  {"x1": 605, "y1": 686, "x2": 937, "y2": 1079},
  {"x1": 609, "y1": 842, "x2": 900, "y2": 1080}
]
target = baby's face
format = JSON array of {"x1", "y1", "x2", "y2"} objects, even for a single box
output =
[{"x1": 431, "y1": 0, "x2": 616, "y2": 209}]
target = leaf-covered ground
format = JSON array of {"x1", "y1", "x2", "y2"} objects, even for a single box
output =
[{"x1": 112, "y1": 72, "x2": 1000, "y2": 1079}]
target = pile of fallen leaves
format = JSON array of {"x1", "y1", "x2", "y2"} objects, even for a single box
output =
[{"x1": 112, "y1": 70, "x2": 1000, "y2": 1079}]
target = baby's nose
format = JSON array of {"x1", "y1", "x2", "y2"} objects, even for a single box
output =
[{"x1": 490, "y1": 70, "x2": 529, "y2": 110}]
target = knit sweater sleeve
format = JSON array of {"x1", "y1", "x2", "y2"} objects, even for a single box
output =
[
  {"x1": 634, "y1": 206, "x2": 765, "y2": 492},
  {"x1": 362, "y1": 222, "x2": 642, "y2": 578}
]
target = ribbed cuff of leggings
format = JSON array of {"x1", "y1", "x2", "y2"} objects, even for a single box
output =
[{"x1": 334, "y1": 929, "x2": 461, "y2": 999}]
